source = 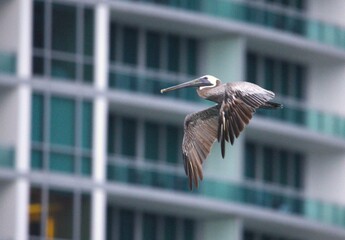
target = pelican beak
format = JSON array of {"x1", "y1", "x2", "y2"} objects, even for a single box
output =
[{"x1": 160, "y1": 77, "x2": 212, "y2": 93}]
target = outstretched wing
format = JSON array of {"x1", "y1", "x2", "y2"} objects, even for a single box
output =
[
  {"x1": 182, "y1": 106, "x2": 219, "y2": 190},
  {"x1": 218, "y1": 82, "x2": 278, "y2": 157}
]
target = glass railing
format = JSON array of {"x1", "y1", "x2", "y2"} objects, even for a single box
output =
[
  {"x1": 257, "y1": 103, "x2": 345, "y2": 140},
  {"x1": 0, "y1": 51, "x2": 16, "y2": 74},
  {"x1": 107, "y1": 161, "x2": 345, "y2": 228},
  {"x1": 120, "y1": 0, "x2": 345, "y2": 50},
  {"x1": 109, "y1": 70, "x2": 201, "y2": 102},
  {"x1": 0, "y1": 146, "x2": 15, "y2": 168}
]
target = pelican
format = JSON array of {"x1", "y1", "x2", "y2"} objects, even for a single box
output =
[{"x1": 160, "y1": 75, "x2": 282, "y2": 190}]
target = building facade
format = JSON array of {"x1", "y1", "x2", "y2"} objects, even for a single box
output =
[{"x1": 1, "y1": 0, "x2": 345, "y2": 239}]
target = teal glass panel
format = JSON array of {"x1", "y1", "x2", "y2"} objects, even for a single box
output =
[
  {"x1": 48, "y1": 190, "x2": 74, "y2": 238},
  {"x1": 244, "y1": 142, "x2": 256, "y2": 179},
  {"x1": 183, "y1": 219, "x2": 195, "y2": 240},
  {"x1": 122, "y1": 26, "x2": 138, "y2": 65},
  {"x1": 33, "y1": 1, "x2": 45, "y2": 48},
  {"x1": 32, "y1": 93, "x2": 44, "y2": 142},
  {"x1": 119, "y1": 209, "x2": 134, "y2": 240},
  {"x1": 33, "y1": 56, "x2": 44, "y2": 76},
  {"x1": 107, "y1": 115, "x2": 116, "y2": 154},
  {"x1": 146, "y1": 31, "x2": 161, "y2": 69},
  {"x1": 294, "y1": 65, "x2": 306, "y2": 100},
  {"x1": 81, "y1": 156, "x2": 92, "y2": 176},
  {"x1": 281, "y1": 61, "x2": 289, "y2": 96},
  {"x1": 121, "y1": 117, "x2": 137, "y2": 157},
  {"x1": 264, "y1": 57, "x2": 275, "y2": 91},
  {"x1": 293, "y1": 153, "x2": 304, "y2": 190},
  {"x1": 109, "y1": 22, "x2": 117, "y2": 62},
  {"x1": 83, "y1": 63, "x2": 93, "y2": 84},
  {"x1": 186, "y1": 39, "x2": 197, "y2": 75},
  {"x1": 143, "y1": 213, "x2": 157, "y2": 240},
  {"x1": 49, "y1": 152, "x2": 74, "y2": 173},
  {"x1": 50, "y1": 96, "x2": 75, "y2": 147},
  {"x1": 81, "y1": 194, "x2": 91, "y2": 240},
  {"x1": 84, "y1": 8, "x2": 94, "y2": 57},
  {"x1": 167, "y1": 35, "x2": 180, "y2": 72},
  {"x1": 0, "y1": 52, "x2": 16, "y2": 74},
  {"x1": 164, "y1": 216, "x2": 176, "y2": 240},
  {"x1": 31, "y1": 149, "x2": 43, "y2": 170},
  {"x1": 109, "y1": 72, "x2": 138, "y2": 91},
  {"x1": 166, "y1": 125, "x2": 179, "y2": 164},
  {"x1": 243, "y1": 230, "x2": 255, "y2": 240},
  {"x1": 52, "y1": 3, "x2": 77, "y2": 53},
  {"x1": 144, "y1": 122, "x2": 159, "y2": 161},
  {"x1": 246, "y1": 52, "x2": 258, "y2": 84},
  {"x1": 278, "y1": 150, "x2": 289, "y2": 186},
  {"x1": 82, "y1": 101, "x2": 93, "y2": 150},
  {"x1": 51, "y1": 59, "x2": 76, "y2": 80},
  {"x1": 0, "y1": 147, "x2": 13, "y2": 168},
  {"x1": 263, "y1": 147, "x2": 274, "y2": 183}
]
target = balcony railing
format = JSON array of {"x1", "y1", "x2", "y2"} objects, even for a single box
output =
[
  {"x1": 107, "y1": 161, "x2": 345, "y2": 229},
  {"x1": 257, "y1": 103, "x2": 345, "y2": 140},
  {"x1": 0, "y1": 51, "x2": 16, "y2": 74},
  {"x1": 119, "y1": 0, "x2": 345, "y2": 50},
  {"x1": 0, "y1": 146, "x2": 15, "y2": 168}
]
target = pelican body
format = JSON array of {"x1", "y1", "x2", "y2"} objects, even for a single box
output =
[{"x1": 161, "y1": 75, "x2": 282, "y2": 190}]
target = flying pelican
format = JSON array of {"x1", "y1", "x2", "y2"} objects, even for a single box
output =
[{"x1": 160, "y1": 75, "x2": 282, "y2": 190}]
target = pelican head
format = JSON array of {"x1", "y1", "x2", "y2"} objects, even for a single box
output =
[{"x1": 160, "y1": 75, "x2": 220, "y2": 93}]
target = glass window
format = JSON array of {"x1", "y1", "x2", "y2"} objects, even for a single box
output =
[
  {"x1": 32, "y1": 94, "x2": 44, "y2": 142},
  {"x1": 81, "y1": 156, "x2": 92, "y2": 176},
  {"x1": 246, "y1": 52, "x2": 258, "y2": 84},
  {"x1": 245, "y1": 142, "x2": 256, "y2": 179},
  {"x1": 279, "y1": 150, "x2": 289, "y2": 186},
  {"x1": 109, "y1": 23, "x2": 117, "y2": 62},
  {"x1": 48, "y1": 190, "x2": 74, "y2": 239},
  {"x1": 243, "y1": 230, "x2": 255, "y2": 240},
  {"x1": 49, "y1": 152, "x2": 74, "y2": 173},
  {"x1": 144, "y1": 122, "x2": 160, "y2": 161},
  {"x1": 107, "y1": 115, "x2": 116, "y2": 154},
  {"x1": 281, "y1": 61, "x2": 290, "y2": 96},
  {"x1": 121, "y1": 117, "x2": 137, "y2": 157},
  {"x1": 186, "y1": 39, "x2": 198, "y2": 75},
  {"x1": 263, "y1": 147, "x2": 274, "y2": 183},
  {"x1": 183, "y1": 219, "x2": 195, "y2": 240},
  {"x1": 167, "y1": 35, "x2": 180, "y2": 72},
  {"x1": 294, "y1": 64, "x2": 306, "y2": 100},
  {"x1": 51, "y1": 59, "x2": 77, "y2": 80},
  {"x1": 165, "y1": 125, "x2": 180, "y2": 164},
  {"x1": 164, "y1": 216, "x2": 177, "y2": 240},
  {"x1": 119, "y1": 209, "x2": 135, "y2": 240},
  {"x1": 33, "y1": 1, "x2": 45, "y2": 48},
  {"x1": 143, "y1": 213, "x2": 157, "y2": 240},
  {"x1": 83, "y1": 63, "x2": 94, "y2": 83},
  {"x1": 29, "y1": 187, "x2": 42, "y2": 236},
  {"x1": 81, "y1": 194, "x2": 91, "y2": 240},
  {"x1": 264, "y1": 57, "x2": 275, "y2": 91},
  {"x1": 83, "y1": 8, "x2": 94, "y2": 57},
  {"x1": 52, "y1": 3, "x2": 77, "y2": 53},
  {"x1": 146, "y1": 31, "x2": 161, "y2": 69},
  {"x1": 293, "y1": 153, "x2": 304, "y2": 189},
  {"x1": 122, "y1": 26, "x2": 138, "y2": 65},
  {"x1": 33, "y1": 56, "x2": 45, "y2": 76},
  {"x1": 82, "y1": 101, "x2": 93, "y2": 150},
  {"x1": 50, "y1": 96, "x2": 75, "y2": 147}
]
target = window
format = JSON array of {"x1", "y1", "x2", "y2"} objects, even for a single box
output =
[
  {"x1": 108, "y1": 23, "x2": 200, "y2": 102},
  {"x1": 244, "y1": 140, "x2": 305, "y2": 191},
  {"x1": 29, "y1": 186, "x2": 91, "y2": 240},
  {"x1": 31, "y1": 93, "x2": 93, "y2": 176},
  {"x1": 107, "y1": 113, "x2": 183, "y2": 166},
  {"x1": 243, "y1": 229, "x2": 307, "y2": 240},
  {"x1": 32, "y1": 0, "x2": 94, "y2": 83},
  {"x1": 107, "y1": 207, "x2": 196, "y2": 240}
]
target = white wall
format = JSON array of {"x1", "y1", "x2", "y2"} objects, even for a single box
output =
[
  {"x1": 0, "y1": 181, "x2": 16, "y2": 240},
  {"x1": 305, "y1": 152, "x2": 345, "y2": 204},
  {"x1": 0, "y1": 0, "x2": 19, "y2": 52},
  {"x1": 308, "y1": 0, "x2": 345, "y2": 26},
  {"x1": 308, "y1": 62, "x2": 345, "y2": 116},
  {"x1": 0, "y1": 88, "x2": 18, "y2": 146}
]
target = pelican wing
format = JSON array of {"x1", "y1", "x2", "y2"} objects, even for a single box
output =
[
  {"x1": 183, "y1": 106, "x2": 219, "y2": 190},
  {"x1": 218, "y1": 82, "x2": 276, "y2": 157}
]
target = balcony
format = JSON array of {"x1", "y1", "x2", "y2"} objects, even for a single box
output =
[
  {"x1": 107, "y1": 160, "x2": 345, "y2": 229},
  {"x1": 118, "y1": 0, "x2": 345, "y2": 51},
  {"x1": 0, "y1": 146, "x2": 14, "y2": 168},
  {"x1": 0, "y1": 51, "x2": 16, "y2": 75}
]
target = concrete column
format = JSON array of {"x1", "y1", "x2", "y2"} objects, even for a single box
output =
[
  {"x1": 201, "y1": 217, "x2": 243, "y2": 240},
  {"x1": 14, "y1": 0, "x2": 33, "y2": 240},
  {"x1": 91, "y1": 3, "x2": 109, "y2": 240},
  {"x1": 202, "y1": 36, "x2": 246, "y2": 181}
]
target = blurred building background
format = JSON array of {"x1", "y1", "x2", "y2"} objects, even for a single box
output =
[{"x1": 1, "y1": 0, "x2": 345, "y2": 239}]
